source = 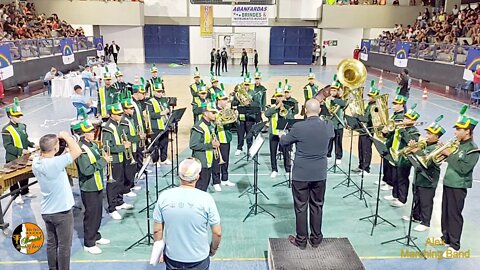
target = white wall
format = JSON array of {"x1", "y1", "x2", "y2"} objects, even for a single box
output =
[
  {"x1": 144, "y1": 0, "x2": 187, "y2": 17},
  {"x1": 99, "y1": 26, "x2": 145, "y2": 64},
  {"x1": 235, "y1": 27, "x2": 270, "y2": 66},
  {"x1": 190, "y1": 27, "x2": 232, "y2": 65},
  {"x1": 321, "y1": 28, "x2": 363, "y2": 65}
]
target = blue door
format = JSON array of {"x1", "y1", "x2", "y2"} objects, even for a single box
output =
[
  {"x1": 269, "y1": 27, "x2": 314, "y2": 65},
  {"x1": 144, "y1": 25, "x2": 190, "y2": 64}
]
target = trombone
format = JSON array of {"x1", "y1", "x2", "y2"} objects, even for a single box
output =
[{"x1": 121, "y1": 131, "x2": 136, "y2": 165}]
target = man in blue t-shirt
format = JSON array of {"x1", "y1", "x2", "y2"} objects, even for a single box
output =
[
  {"x1": 152, "y1": 158, "x2": 222, "y2": 269},
  {"x1": 32, "y1": 132, "x2": 82, "y2": 270}
]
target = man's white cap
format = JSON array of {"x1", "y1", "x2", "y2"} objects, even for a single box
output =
[{"x1": 179, "y1": 158, "x2": 202, "y2": 182}]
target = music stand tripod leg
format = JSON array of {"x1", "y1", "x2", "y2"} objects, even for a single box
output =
[{"x1": 359, "y1": 158, "x2": 396, "y2": 235}]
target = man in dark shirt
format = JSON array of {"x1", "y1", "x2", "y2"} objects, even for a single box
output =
[
  {"x1": 280, "y1": 99, "x2": 334, "y2": 249},
  {"x1": 241, "y1": 49, "x2": 248, "y2": 76},
  {"x1": 221, "y1": 48, "x2": 228, "y2": 73},
  {"x1": 215, "y1": 49, "x2": 221, "y2": 76},
  {"x1": 210, "y1": 48, "x2": 216, "y2": 73},
  {"x1": 396, "y1": 69, "x2": 411, "y2": 111},
  {"x1": 254, "y1": 49, "x2": 258, "y2": 69}
]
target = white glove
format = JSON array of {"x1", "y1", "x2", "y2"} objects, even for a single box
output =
[{"x1": 149, "y1": 240, "x2": 165, "y2": 266}]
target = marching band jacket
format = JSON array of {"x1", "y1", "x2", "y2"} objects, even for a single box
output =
[
  {"x1": 101, "y1": 119, "x2": 126, "y2": 164},
  {"x1": 2, "y1": 122, "x2": 34, "y2": 162},
  {"x1": 413, "y1": 142, "x2": 441, "y2": 188},
  {"x1": 146, "y1": 96, "x2": 169, "y2": 131},
  {"x1": 303, "y1": 83, "x2": 318, "y2": 102},
  {"x1": 189, "y1": 118, "x2": 215, "y2": 169},
  {"x1": 76, "y1": 138, "x2": 106, "y2": 192},
  {"x1": 120, "y1": 114, "x2": 140, "y2": 154},
  {"x1": 444, "y1": 138, "x2": 479, "y2": 189},
  {"x1": 97, "y1": 85, "x2": 118, "y2": 118},
  {"x1": 190, "y1": 82, "x2": 202, "y2": 104}
]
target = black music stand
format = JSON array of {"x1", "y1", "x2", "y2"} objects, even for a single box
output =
[
  {"x1": 242, "y1": 134, "x2": 275, "y2": 222},
  {"x1": 342, "y1": 118, "x2": 372, "y2": 207},
  {"x1": 125, "y1": 155, "x2": 155, "y2": 251},
  {"x1": 332, "y1": 116, "x2": 359, "y2": 189},
  {"x1": 234, "y1": 106, "x2": 262, "y2": 164},
  {"x1": 272, "y1": 119, "x2": 303, "y2": 188},
  {"x1": 359, "y1": 136, "x2": 396, "y2": 236},
  {"x1": 160, "y1": 108, "x2": 186, "y2": 192},
  {"x1": 234, "y1": 119, "x2": 264, "y2": 166},
  {"x1": 380, "y1": 154, "x2": 430, "y2": 259}
]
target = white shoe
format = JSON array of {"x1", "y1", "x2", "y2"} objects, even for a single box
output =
[
  {"x1": 374, "y1": 180, "x2": 386, "y2": 186},
  {"x1": 116, "y1": 203, "x2": 134, "y2": 210},
  {"x1": 235, "y1": 150, "x2": 242, "y2": 156},
  {"x1": 390, "y1": 200, "x2": 406, "y2": 207},
  {"x1": 15, "y1": 196, "x2": 24, "y2": 204},
  {"x1": 156, "y1": 162, "x2": 162, "y2": 167},
  {"x1": 381, "y1": 185, "x2": 393, "y2": 191},
  {"x1": 335, "y1": 159, "x2": 342, "y2": 165},
  {"x1": 131, "y1": 186, "x2": 142, "y2": 191},
  {"x1": 109, "y1": 211, "x2": 122, "y2": 220},
  {"x1": 163, "y1": 159, "x2": 172, "y2": 165},
  {"x1": 401, "y1": 216, "x2": 421, "y2": 223},
  {"x1": 413, "y1": 224, "x2": 429, "y2": 232},
  {"x1": 124, "y1": 191, "x2": 137, "y2": 198},
  {"x1": 84, "y1": 245, "x2": 102, "y2": 254},
  {"x1": 221, "y1": 180, "x2": 236, "y2": 187},
  {"x1": 443, "y1": 247, "x2": 456, "y2": 258},
  {"x1": 270, "y1": 171, "x2": 278, "y2": 178},
  {"x1": 213, "y1": 184, "x2": 222, "y2": 192},
  {"x1": 384, "y1": 195, "x2": 395, "y2": 201},
  {"x1": 96, "y1": 238, "x2": 111, "y2": 245}
]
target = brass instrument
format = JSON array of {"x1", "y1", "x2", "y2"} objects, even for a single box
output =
[
  {"x1": 390, "y1": 138, "x2": 427, "y2": 162},
  {"x1": 137, "y1": 124, "x2": 145, "y2": 148},
  {"x1": 388, "y1": 121, "x2": 428, "y2": 132},
  {"x1": 336, "y1": 58, "x2": 368, "y2": 90},
  {"x1": 279, "y1": 104, "x2": 288, "y2": 117},
  {"x1": 349, "y1": 87, "x2": 366, "y2": 116},
  {"x1": 216, "y1": 107, "x2": 238, "y2": 126},
  {"x1": 121, "y1": 131, "x2": 136, "y2": 165},
  {"x1": 145, "y1": 110, "x2": 153, "y2": 135},
  {"x1": 212, "y1": 133, "x2": 225, "y2": 165},
  {"x1": 370, "y1": 94, "x2": 394, "y2": 140},
  {"x1": 104, "y1": 144, "x2": 115, "y2": 183},
  {"x1": 235, "y1": 86, "x2": 253, "y2": 106},
  {"x1": 417, "y1": 137, "x2": 460, "y2": 168}
]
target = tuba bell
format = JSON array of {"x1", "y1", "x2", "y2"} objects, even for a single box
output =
[{"x1": 336, "y1": 58, "x2": 368, "y2": 90}]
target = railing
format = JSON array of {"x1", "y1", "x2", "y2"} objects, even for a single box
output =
[
  {"x1": 367, "y1": 39, "x2": 479, "y2": 66},
  {"x1": 0, "y1": 36, "x2": 98, "y2": 62}
]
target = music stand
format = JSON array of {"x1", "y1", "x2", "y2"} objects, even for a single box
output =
[
  {"x1": 332, "y1": 116, "x2": 359, "y2": 189},
  {"x1": 342, "y1": 119, "x2": 372, "y2": 207},
  {"x1": 125, "y1": 155, "x2": 154, "y2": 251},
  {"x1": 241, "y1": 134, "x2": 275, "y2": 222},
  {"x1": 160, "y1": 108, "x2": 186, "y2": 192},
  {"x1": 234, "y1": 120, "x2": 264, "y2": 166},
  {"x1": 380, "y1": 154, "x2": 429, "y2": 259},
  {"x1": 272, "y1": 119, "x2": 303, "y2": 188},
  {"x1": 234, "y1": 106, "x2": 262, "y2": 164},
  {"x1": 359, "y1": 135, "x2": 396, "y2": 236}
]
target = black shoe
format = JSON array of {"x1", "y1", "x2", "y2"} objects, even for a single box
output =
[
  {"x1": 308, "y1": 238, "x2": 321, "y2": 248},
  {"x1": 288, "y1": 235, "x2": 306, "y2": 250}
]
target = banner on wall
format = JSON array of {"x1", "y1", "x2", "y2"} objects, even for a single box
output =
[
  {"x1": 0, "y1": 45, "x2": 13, "y2": 80},
  {"x1": 60, "y1": 38, "x2": 75, "y2": 65},
  {"x1": 394, "y1": 42, "x2": 409, "y2": 68},
  {"x1": 463, "y1": 48, "x2": 480, "y2": 80},
  {"x1": 232, "y1": 5, "x2": 268, "y2": 26},
  {"x1": 94, "y1": 37, "x2": 104, "y2": 57},
  {"x1": 214, "y1": 33, "x2": 256, "y2": 57},
  {"x1": 200, "y1": 5, "x2": 213, "y2": 37},
  {"x1": 360, "y1": 39, "x2": 370, "y2": 61}
]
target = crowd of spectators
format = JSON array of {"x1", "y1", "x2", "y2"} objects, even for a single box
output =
[
  {"x1": 0, "y1": 2, "x2": 89, "y2": 59},
  {"x1": 375, "y1": 4, "x2": 480, "y2": 63}
]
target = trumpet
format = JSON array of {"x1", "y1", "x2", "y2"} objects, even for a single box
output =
[
  {"x1": 137, "y1": 124, "x2": 146, "y2": 148},
  {"x1": 212, "y1": 133, "x2": 225, "y2": 165},
  {"x1": 385, "y1": 121, "x2": 427, "y2": 132},
  {"x1": 121, "y1": 131, "x2": 136, "y2": 165},
  {"x1": 144, "y1": 110, "x2": 153, "y2": 135},
  {"x1": 390, "y1": 138, "x2": 427, "y2": 162},
  {"x1": 417, "y1": 137, "x2": 460, "y2": 168},
  {"x1": 104, "y1": 144, "x2": 115, "y2": 183}
]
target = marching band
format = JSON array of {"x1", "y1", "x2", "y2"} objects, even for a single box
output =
[{"x1": 1, "y1": 59, "x2": 478, "y2": 257}]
